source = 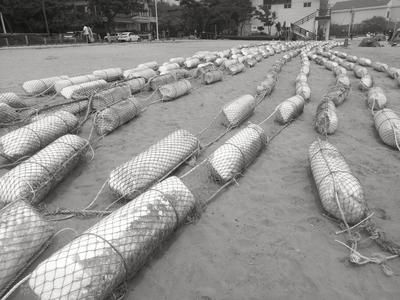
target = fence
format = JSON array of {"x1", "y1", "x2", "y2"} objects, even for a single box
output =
[{"x1": 0, "y1": 33, "x2": 94, "y2": 47}]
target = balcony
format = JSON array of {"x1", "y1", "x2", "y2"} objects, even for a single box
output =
[{"x1": 315, "y1": 8, "x2": 331, "y2": 20}]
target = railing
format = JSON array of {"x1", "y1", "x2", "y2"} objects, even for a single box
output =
[
  {"x1": 131, "y1": 11, "x2": 152, "y2": 17},
  {"x1": 291, "y1": 24, "x2": 316, "y2": 40},
  {"x1": 293, "y1": 11, "x2": 317, "y2": 26}
]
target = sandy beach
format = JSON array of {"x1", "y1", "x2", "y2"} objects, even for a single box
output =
[{"x1": 1, "y1": 39, "x2": 400, "y2": 300}]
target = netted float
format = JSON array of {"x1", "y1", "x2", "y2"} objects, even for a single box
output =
[
  {"x1": 184, "y1": 58, "x2": 200, "y2": 69},
  {"x1": 61, "y1": 80, "x2": 108, "y2": 99},
  {"x1": 201, "y1": 70, "x2": 223, "y2": 85},
  {"x1": 353, "y1": 66, "x2": 369, "y2": 78},
  {"x1": 169, "y1": 57, "x2": 185, "y2": 65},
  {"x1": 148, "y1": 74, "x2": 176, "y2": 91},
  {"x1": 27, "y1": 176, "x2": 195, "y2": 300},
  {"x1": 323, "y1": 85, "x2": 348, "y2": 106},
  {"x1": 22, "y1": 76, "x2": 68, "y2": 95},
  {"x1": 0, "y1": 111, "x2": 78, "y2": 161},
  {"x1": 359, "y1": 74, "x2": 373, "y2": 91},
  {"x1": 0, "y1": 103, "x2": 20, "y2": 125},
  {"x1": 92, "y1": 85, "x2": 132, "y2": 111},
  {"x1": 0, "y1": 134, "x2": 89, "y2": 208},
  {"x1": 94, "y1": 97, "x2": 141, "y2": 136},
  {"x1": 367, "y1": 87, "x2": 387, "y2": 111},
  {"x1": 120, "y1": 78, "x2": 146, "y2": 94},
  {"x1": 315, "y1": 100, "x2": 338, "y2": 135},
  {"x1": 336, "y1": 74, "x2": 351, "y2": 89},
  {"x1": 372, "y1": 62, "x2": 388, "y2": 72},
  {"x1": 296, "y1": 82, "x2": 311, "y2": 101},
  {"x1": 159, "y1": 63, "x2": 180, "y2": 74},
  {"x1": 137, "y1": 61, "x2": 158, "y2": 70},
  {"x1": 227, "y1": 63, "x2": 245, "y2": 75},
  {"x1": 221, "y1": 95, "x2": 256, "y2": 128},
  {"x1": 374, "y1": 109, "x2": 400, "y2": 149},
  {"x1": 275, "y1": 95, "x2": 305, "y2": 124},
  {"x1": 208, "y1": 123, "x2": 267, "y2": 183},
  {"x1": 309, "y1": 139, "x2": 367, "y2": 224},
  {"x1": 0, "y1": 200, "x2": 54, "y2": 298},
  {"x1": 386, "y1": 67, "x2": 400, "y2": 79},
  {"x1": 93, "y1": 68, "x2": 122, "y2": 82},
  {"x1": 108, "y1": 129, "x2": 199, "y2": 199},
  {"x1": 158, "y1": 79, "x2": 192, "y2": 101},
  {"x1": 123, "y1": 68, "x2": 157, "y2": 81},
  {"x1": 54, "y1": 75, "x2": 97, "y2": 93},
  {"x1": 0, "y1": 93, "x2": 26, "y2": 108},
  {"x1": 358, "y1": 57, "x2": 372, "y2": 67}
]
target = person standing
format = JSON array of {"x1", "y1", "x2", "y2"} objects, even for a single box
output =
[{"x1": 83, "y1": 25, "x2": 89, "y2": 43}]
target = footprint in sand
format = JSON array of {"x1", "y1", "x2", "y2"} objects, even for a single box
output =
[
  {"x1": 307, "y1": 216, "x2": 326, "y2": 227},
  {"x1": 373, "y1": 207, "x2": 391, "y2": 220}
]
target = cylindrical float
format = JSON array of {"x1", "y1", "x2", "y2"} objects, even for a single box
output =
[
  {"x1": 221, "y1": 95, "x2": 256, "y2": 128},
  {"x1": 92, "y1": 85, "x2": 132, "y2": 110},
  {"x1": 163, "y1": 68, "x2": 191, "y2": 80},
  {"x1": 94, "y1": 97, "x2": 141, "y2": 136},
  {"x1": 61, "y1": 80, "x2": 108, "y2": 99},
  {"x1": 28, "y1": 176, "x2": 195, "y2": 300},
  {"x1": 374, "y1": 109, "x2": 400, "y2": 149},
  {"x1": 208, "y1": 123, "x2": 267, "y2": 183},
  {"x1": 169, "y1": 57, "x2": 185, "y2": 66},
  {"x1": 372, "y1": 62, "x2": 388, "y2": 72},
  {"x1": 0, "y1": 111, "x2": 78, "y2": 161},
  {"x1": 0, "y1": 92, "x2": 26, "y2": 108},
  {"x1": 0, "y1": 134, "x2": 89, "y2": 208},
  {"x1": 275, "y1": 95, "x2": 305, "y2": 124},
  {"x1": 227, "y1": 63, "x2": 245, "y2": 75},
  {"x1": 0, "y1": 103, "x2": 19, "y2": 125},
  {"x1": 336, "y1": 74, "x2": 351, "y2": 89},
  {"x1": 309, "y1": 139, "x2": 367, "y2": 224},
  {"x1": 315, "y1": 100, "x2": 338, "y2": 135},
  {"x1": 386, "y1": 67, "x2": 400, "y2": 79},
  {"x1": 108, "y1": 129, "x2": 199, "y2": 199},
  {"x1": 323, "y1": 86, "x2": 348, "y2": 106},
  {"x1": 121, "y1": 78, "x2": 146, "y2": 94},
  {"x1": 158, "y1": 63, "x2": 180, "y2": 74},
  {"x1": 137, "y1": 61, "x2": 158, "y2": 70},
  {"x1": 296, "y1": 82, "x2": 311, "y2": 101},
  {"x1": 123, "y1": 68, "x2": 157, "y2": 81},
  {"x1": 358, "y1": 57, "x2": 372, "y2": 67},
  {"x1": 0, "y1": 201, "x2": 54, "y2": 298},
  {"x1": 359, "y1": 74, "x2": 373, "y2": 91},
  {"x1": 201, "y1": 70, "x2": 223, "y2": 85},
  {"x1": 22, "y1": 76, "x2": 68, "y2": 95},
  {"x1": 184, "y1": 58, "x2": 200, "y2": 69},
  {"x1": 93, "y1": 68, "x2": 122, "y2": 82},
  {"x1": 148, "y1": 74, "x2": 176, "y2": 91},
  {"x1": 353, "y1": 66, "x2": 369, "y2": 78},
  {"x1": 367, "y1": 87, "x2": 387, "y2": 110},
  {"x1": 159, "y1": 79, "x2": 192, "y2": 101},
  {"x1": 54, "y1": 75, "x2": 97, "y2": 93}
]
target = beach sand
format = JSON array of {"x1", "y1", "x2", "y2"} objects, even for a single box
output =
[{"x1": 1, "y1": 40, "x2": 400, "y2": 300}]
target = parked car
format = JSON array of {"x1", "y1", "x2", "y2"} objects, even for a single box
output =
[
  {"x1": 117, "y1": 32, "x2": 141, "y2": 42},
  {"x1": 63, "y1": 32, "x2": 77, "y2": 41},
  {"x1": 104, "y1": 33, "x2": 119, "y2": 43}
]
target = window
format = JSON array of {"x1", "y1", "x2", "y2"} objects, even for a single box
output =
[
  {"x1": 304, "y1": 2, "x2": 311, "y2": 7},
  {"x1": 284, "y1": 2, "x2": 291, "y2": 9},
  {"x1": 263, "y1": 1, "x2": 271, "y2": 9}
]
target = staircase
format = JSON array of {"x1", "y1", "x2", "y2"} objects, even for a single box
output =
[
  {"x1": 291, "y1": 24, "x2": 316, "y2": 40},
  {"x1": 293, "y1": 11, "x2": 317, "y2": 26},
  {"x1": 291, "y1": 9, "x2": 331, "y2": 40}
]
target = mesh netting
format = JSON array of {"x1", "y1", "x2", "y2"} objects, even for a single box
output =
[
  {"x1": 93, "y1": 68, "x2": 123, "y2": 82},
  {"x1": 323, "y1": 85, "x2": 348, "y2": 107},
  {"x1": 28, "y1": 176, "x2": 195, "y2": 300},
  {"x1": 137, "y1": 61, "x2": 159, "y2": 70},
  {"x1": 201, "y1": 70, "x2": 223, "y2": 85},
  {"x1": 0, "y1": 111, "x2": 78, "y2": 161},
  {"x1": 372, "y1": 62, "x2": 388, "y2": 72},
  {"x1": 0, "y1": 103, "x2": 20, "y2": 125},
  {"x1": 359, "y1": 74, "x2": 374, "y2": 91},
  {"x1": 257, "y1": 77, "x2": 276, "y2": 95},
  {"x1": 0, "y1": 92, "x2": 26, "y2": 108},
  {"x1": 184, "y1": 58, "x2": 201, "y2": 68},
  {"x1": 92, "y1": 85, "x2": 132, "y2": 111},
  {"x1": 353, "y1": 66, "x2": 369, "y2": 78},
  {"x1": 309, "y1": 139, "x2": 368, "y2": 224},
  {"x1": 194, "y1": 63, "x2": 217, "y2": 78},
  {"x1": 357, "y1": 57, "x2": 372, "y2": 67},
  {"x1": 0, "y1": 134, "x2": 89, "y2": 208},
  {"x1": 208, "y1": 123, "x2": 267, "y2": 183},
  {"x1": 386, "y1": 67, "x2": 400, "y2": 79},
  {"x1": 108, "y1": 129, "x2": 199, "y2": 199},
  {"x1": 169, "y1": 57, "x2": 185, "y2": 65},
  {"x1": 158, "y1": 79, "x2": 191, "y2": 101},
  {"x1": 346, "y1": 55, "x2": 358, "y2": 63},
  {"x1": 222, "y1": 59, "x2": 238, "y2": 70},
  {"x1": 296, "y1": 82, "x2": 311, "y2": 102},
  {"x1": 315, "y1": 100, "x2": 338, "y2": 135},
  {"x1": 0, "y1": 200, "x2": 54, "y2": 298},
  {"x1": 374, "y1": 109, "x2": 400, "y2": 149},
  {"x1": 163, "y1": 68, "x2": 191, "y2": 80},
  {"x1": 244, "y1": 58, "x2": 257, "y2": 68},
  {"x1": 54, "y1": 75, "x2": 97, "y2": 93},
  {"x1": 62, "y1": 80, "x2": 108, "y2": 99},
  {"x1": 227, "y1": 63, "x2": 245, "y2": 75},
  {"x1": 22, "y1": 76, "x2": 68, "y2": 95},
  {"x1": 116, "y1": 78, "x2": 146, "y2": 94},
  {"x1": 367, "y1": 87, "x2": 387, "y2": 111},
  {"x1": 148, "y1": 74, "x2": 176, "y2": 91},
  {"x1": 124, "y1": 68, "x2": 157, "y2": 81},
  {"x1": 94, "y1": 97, "x2": 141, "y2": 136},
  {"x1": 333, "y1": 66, "x2": 347, "y2": 76},
  {"x1": 275, "y1": 95, "x2": 305, "y2": 124},
  {"x1": 221, "y1": 94, "x2": 256, "y2": 128},
  {"x1": 336, "y1": 74, "x2": 351, "y2": 89},
  {"x1": 158, "y1": 63, "x2": 180, "y2": 74}
]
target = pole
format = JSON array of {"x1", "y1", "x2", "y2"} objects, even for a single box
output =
[
  {"x1": 0, "y1": 12, "x2": 7, "y2": 34},
  {"x1": 347, "y1": 8, "x2": 354, "y2": 38},
  {"x1": 155, "y1": 0, "x2": 159, "y2": 40},
  {"x1": 42, "y1": 0, "x2": 50, "y2": 35}
]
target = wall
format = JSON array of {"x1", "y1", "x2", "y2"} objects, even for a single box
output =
[{"x1": 331, "y1": 6, "x2": 389, "y2": 26}]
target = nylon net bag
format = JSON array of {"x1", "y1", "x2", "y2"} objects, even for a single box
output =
[
  {"x1": 358, "y1": 57, "x2": 372, "y2": 67},
  {"x1": 92, "y1": 85, "x2": 132, "y2": 111},
  {"x1": 372, "y1": 62, "x2": 388, "y2": 72},
  {"x1": 374, "y1": 109, "x2": 400, "y2": 149},
  {"x1": 323, "y1": 85, "x2": 348, "y2": 107},
  {"x1": 336, "y1": 74, "x2": 351, "y2": 89},
  {"x1": 54, "y1": 75, "x2": 98, "y2": 93},
  {"x1": 0, "y1": 103, "x2": 20, "y2": 125},
  {"x1": 163, "y1": 68, "x2": 191, "y2": 80},
  {"x1": 227, "y1": 63, "x2": 245, "y2": 75},
  {"x1": 0, "y1": 200, "x2": 54, "y2": 298},
  {"x1": 309, "y1": 139, "x2": 368, "y2": 224},
  {"x1": 208, "y1": 123, "x2": 267, "y2": 183},
  {"x1": 124, "y1": 68, "x2": 157, "y2": 81},
  {"x1": 367, "y1": 87, "x2": 387, "y2": 111},
  {"x1": 0, "y1": 111, "x2": 78, "y2": 161},
  {"x1": 333, "y1": 66, "x2": 347, "y2": 76},
  {"x1": 62, "y1": 80, "x2": 108, "y2": 99},
  {"x1": 0, "y1": 134, "x2": 89, "y2": 208},
  {"x1": 359, "y1": 74, "x2": 374, "y2": 91},
  {"x1": 158, "y1": 63, "x2": 180, "y2": 74},
  {"x1": 158, "y1": 79, "x2": 192, "y2": 101},
  {"x1": 94, "y1": 97, "x2": 141, "y2": 136},
  {"x1": 353, "y1": 66, "x2": 368, "y2": 78},
  {"x1": 244, "y1": 57, "x2": 257, "y2": 68},
  {"x1": 386, "y1": 67, "x2": 400, "y2": 79},
  {"x1": 194, "y1": 63, "x2": 217, "y2": 78},
  {"x1": 315, "y1": 100, "x2": 338, "y2": 135},
  {"x1": 148, "y1": 73, "x2": 176, "y2": 91},
  {"x1": 22, "y1": 76, "x2": 68, "y2": 95},
  {"x1": 27, "y1": 176, "x2": 195, "y2": 300},
  {"x1": 117, "y1": 78, "x2": 146, "y2": 94},
  {"x1": 0, "y1": 92, "x2": 26, "y2": 108},
  {"x1": 108, "y1": 129, "x2": 199, "y2": 199},
  {"x1": 346, "y1": 55, "x2": 358, "y2": 63},
  {"x1": 221, "y1": 94, "x2": 256, "y2": 128},
  {"x1": 93, "y1": 68, "x2": 123, "y2": 82},
  {"x1": 256, "y1": 77, "x2": 276, "y2": 95},
  {"x1": 169, "y1": 57, "x2": 185, "y2": 65},
  {"x1": 296, "y1": 82, "x2": 311, "y2": 102},
  {"x1": 201, "y1": 70, "x2": 223, "y2": 85},
  {"x1": 184, "y1": 58, "x2": 200, "y2": 68},
  {"x1": 222, "y1": 59, "x2": 238, "y2": 70},
  {"x1": 275, "y1": 95, "x2": 305, "y2": 124},
  {"x1": 137, "y1": 61, "x2": 159, "y2": 70}
]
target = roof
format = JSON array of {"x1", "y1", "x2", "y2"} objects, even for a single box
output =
[{"x1": 331, "y1": 0, "x2": 391, "y2": 11}]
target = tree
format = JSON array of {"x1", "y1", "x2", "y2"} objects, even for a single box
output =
[
  {"x1": 361, "y1": 16, "x2": 390, "y2": 34},
  {"x1": 253, "y1": 4, "x2": 277, "y2": 35},
  {"x1": 157, "y1": 2, "x2": 184, "y2": 37}
]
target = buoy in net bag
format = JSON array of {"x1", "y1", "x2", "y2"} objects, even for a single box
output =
[
  {"x1": 374, "y1": 109, "x2": 400, "y2": 149},
  {"x1": 184, "y1": 58, "x2": 200, "y2": 69},
  {"x1": 309, "y1": 139, "x2": 367, "y2": 224},
  {"x1": 353, "y1": 66, "x2": 369, "y2": 78},
  {"x1": 336, "y1": 74, "x2": 351, "y2": 89},
  {"x1": 108, "y1": 129, "x2": 199, "y2": 199},
  {"x1": 92, "y1": 85, "x2": 132, "y2": 110},
  {"x1": 0, "y1": 103, "x2": 20, "y2": 125},
  {"x1": 159, "y1": 63, "x2": 180, "y2": 74},
  {"x1": 93, "y1": 68, "x2": 122, "y2": 81},
  {"x1": 122, "y1": 77, "x2": 146, "y2": 94},
  {"x1": 221, "y1": 94, "x2": 256, "y2": 128},
  {"x1": 323, "y1": 86, "x2": 348, "y2": 106},
  {"x1": 124, "y1": 68, "x2": 157, "y2": 81},
  {"x1": 333, "y1": 66, "x2": 347, "y2": 76},
  {"x1": 315, "y1": 100, "x2": 338, "y2": 135},
  {"x1": 387, "y1": 67, "x2": 400, "y2": 79},
  {"x1": 159, "y1": 79, "x2": 192, "y2": 101},
  {"x1": 148, "y1": 74, "x2": 176, "y2": 91},
  {"x1": 208, "y1": 123, "x2": 267, "y2": 183},
  {"x1": 275, "y1": 95, "x2": 305, "y2": 124},
  {"x1": 201, "y1": 70, "x2": 223, "y2": 85},
  {"x1": 137, "y1": 61, "x2": 159, "y2": 70},
  {"x1": 296, "y1": 82, "x2": 311, "y2": 102},
  {"x1": 359, "y1": 74, "x2": 374, "y2": 91},
  {"x1": 227, "y1": 63, "x2": 245, "y2": 75},
  {"x1": 169, "y1": 57, "x2": 185, "y2": 66},
  {"x1": 163, "y1": 68, "x2": 191, "y2": 80},
  {"x1": 28, "y1": 176, "x2": 195, "y2": 300},
  {"x1": 358, "y1": 57, "x2": 372, "y2": 67},
  {"x1": 61, "y1": 79, "x2": 108, "y2": 99},
  {"x1": 372, "y1": 62, "x2": 388, "y2": 72},
  {"x1": 367, "y1": 87, "x2": 387, "y2": 111},
  {"x1": 54, "y1": 75, "x2": 97, "y2": 93},
  {"x1": 0, "y1": 92, "x2": 26, "y2": 108},
  {"x1": 22, "y1": 76, "x2": 68, "y2": 95},
  {"x1": 244, "y1": 57, "x2": 257, "y2": 68}
]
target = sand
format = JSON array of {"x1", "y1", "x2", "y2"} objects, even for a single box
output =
[{"x1": 1, "y1": 40, "x2": 400, "y2": 300}]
